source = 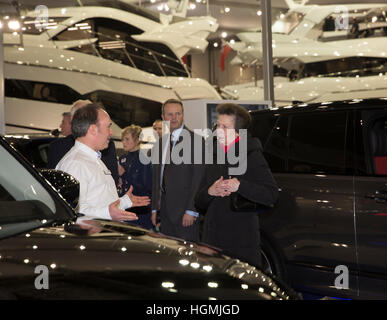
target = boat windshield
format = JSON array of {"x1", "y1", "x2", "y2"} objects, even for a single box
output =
[
  {"x1": 275, "y1": 57, "x2": 387, "y2": 80},
  {"x1": 22, "y1": 15, "x2": 189, "y2": 77},
  {"x1": 272, "y1": 11, "x2": 305, "y2": 35}
]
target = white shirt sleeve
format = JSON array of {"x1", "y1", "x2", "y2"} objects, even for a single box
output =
[
  {"x1": 57, "y1": 159, "x2": 111, "y2": 220},
  {"x1": 119, "y1": 194, "x2": 132, "y2": 210}
]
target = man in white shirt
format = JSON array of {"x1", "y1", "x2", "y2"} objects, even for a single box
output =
[{"x1": 56, "y1": 104, "x2": 150, "y2": 223}]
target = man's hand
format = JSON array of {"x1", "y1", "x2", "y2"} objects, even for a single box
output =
[
  {"x1": 109, "y1": 199, "x2": 138, "y2": 221},
  {"x1": 151, "y1": 211, "x2": 161, "y2": 229},
  {"x1": 182, "y1": 213, "x2": 196, "y2": 227},
  {"x1": 208, "y1": 176, "x2": 231, "y2": 197},
  {"x1": 126, "y1": 185, "x2": 151, "y2": 207}
]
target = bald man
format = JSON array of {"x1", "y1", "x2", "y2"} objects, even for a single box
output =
[{"x1": 47, "y1": 99, "x2": 119, "y2": 185}]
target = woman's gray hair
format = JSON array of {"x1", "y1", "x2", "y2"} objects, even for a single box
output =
[{"x1": 71, "y1": 104, "x2": 102, "y2": 139}]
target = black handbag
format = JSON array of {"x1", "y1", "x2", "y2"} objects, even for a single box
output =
[{"x1": 230, "y1": 192, "x2": 273, "y2": 213}]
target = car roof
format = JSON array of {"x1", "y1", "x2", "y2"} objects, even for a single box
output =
[{"x1": 250, "y1": 98, "x2": 387, "y2": 116}]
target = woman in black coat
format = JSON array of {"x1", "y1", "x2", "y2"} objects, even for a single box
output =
[{"x1": 195, "y1": 103, "x2": 278, "y2": 268}]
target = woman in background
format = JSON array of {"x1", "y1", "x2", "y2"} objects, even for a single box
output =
[
  {"x1": 119, "y1": 125, "x2": 153, "y2": 229},
  {"x1": 195, "y1": 103, "x2": 278, "y2": 268}
]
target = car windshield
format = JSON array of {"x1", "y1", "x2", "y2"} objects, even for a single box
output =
[{"x1": 0, "y1": 139, "x2": 72, "y2": 239}]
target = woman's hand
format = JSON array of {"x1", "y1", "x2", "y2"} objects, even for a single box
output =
[
  {"x1": 118, "y1": 163, "x2": 125, "y2": 176},
  {"x1": 208, "y1": 176, "x2": 231, "y2": 197},
  {"x1": 223, "y1": 177, "x2": 240, "y2": 193}
]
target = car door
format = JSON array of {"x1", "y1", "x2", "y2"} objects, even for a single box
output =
[
  {"x1": 353, "y1": 107, "x2": 387, "y2": 299},
  {"x1": 275, "y1": 109, "x2": 359, "y2": 297}
]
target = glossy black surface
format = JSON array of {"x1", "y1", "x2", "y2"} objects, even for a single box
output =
[
  {"x1": 39, "y1": 169, "x2": 80, "y2": 208},
  {"x1": 5, "y1": 135, "x2": 57, "y2": 168},
  {"x1": 250, "y1": 98, "x2": 387, "y2": 299},
  {"x1": 0, "y1": 136, "x2": 298, "y2": 300},
  {"x1": 0, "y1": 220, "x2": 297, "y2": 300}
]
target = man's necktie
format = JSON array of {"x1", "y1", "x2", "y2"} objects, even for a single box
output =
[{"x1": 161, "y1": 135, "x2": 173, "y2": 192}]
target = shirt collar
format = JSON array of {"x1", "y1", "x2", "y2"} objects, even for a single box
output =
[
  {"x1": 74, "y1": 140, "x2": 100, "y2": 160},
  {"x1": 170, "y1": 124, "x2": 184, "y2": 142}
]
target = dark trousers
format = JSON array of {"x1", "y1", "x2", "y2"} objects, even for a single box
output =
[{"x1": 160, "y1": 195, "x2": 199, "y2": 242}]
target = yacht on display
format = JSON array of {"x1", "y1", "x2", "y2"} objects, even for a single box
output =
[
  {"x1": 222, "y1": 0, "x2": 387, "y2": 106},
  {"x1": 3, "y1": 1, "x2": 220, "y2": 142}
]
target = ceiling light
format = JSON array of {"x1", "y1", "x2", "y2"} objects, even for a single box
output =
[
  {"x1": 162, "y1": 282, "x2": 175, "y2": 289},
  {"x1": 8, "y1": 20, "x2": 21, "y2": 30},
  {"x1": 225, "y1": 7, "x2": 230, "y2": 13},
  {"x1": 257, "y1": 10, "x2": 262, "y2": 16},
  {"x1": 221, "y1": 31, "x2": 227, "y2": 38},
  {"x1": 213, "y1": 42, "x2": 219, "y2": 48}
]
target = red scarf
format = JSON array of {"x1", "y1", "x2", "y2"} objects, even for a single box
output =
[{"x1": 219, "y1": 136, "x2": 240, "y2": 153}]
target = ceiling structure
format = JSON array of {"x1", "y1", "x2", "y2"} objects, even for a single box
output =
[{"x1": 2, "y1": 0, "x2": 387, "y2": 40}]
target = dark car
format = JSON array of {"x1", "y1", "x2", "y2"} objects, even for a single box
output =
[
  {"x1": 0, "y1": 135, "x2": 298, "y2": 300},
  {"x1": 249, "y1": 97, "x2": 387, "y2": 299},
  {"x1": 5, "y1": 133, "x2": 58, "y2": 168}
]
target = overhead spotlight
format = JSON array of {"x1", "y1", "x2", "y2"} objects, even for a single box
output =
[
  {"x1": 280, "y1": 13, "x2": 285, "y2": 19},
  {"x1": 189, "y1": 3, "x2": 196, "y2": 10},
  {"x1": 150, "y1": 0, "x2": 156, "y2": 3},
  {"x1": 257, "y1": 10, "x2": 262, "y2": 16},
  {"x1": 230, "y1": 39, "x2": 235, "y2": 45},
  {"x1": 8, "y1": 20, "x2": 21, "y2": 30},
  {"x1": 221, "y1": 31, "x2": 227, "y2": 38},
  {"x1": 213, "y1": 42, "x2": 219, "y2": 48},
  {"x1": 225, "y1": 7, "x2": 230, "y2": 13}
]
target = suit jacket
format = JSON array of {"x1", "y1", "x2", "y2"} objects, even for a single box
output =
[
  {"x1": 47, "y1": 135, "x2": 119, "y2": 185},
  {"x1": 151, "y1": 126, "x2": 205, "y2": 224}
]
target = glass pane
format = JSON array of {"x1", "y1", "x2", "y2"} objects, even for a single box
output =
[
  {"x1": 84, "y1": 90, "x2": 162, "y2": 128},
  {"x1": 272, "y1": 12, "x2": 305, "y2": 34},
  {"x1": 5, "y1": 79, "x2": 81, "y2": 105},
  {"x1": 0, "y1": 144, "x2": 56, "y2": 212},
  {"x1": 288, "y1": 111, "x2": 347, "y2": 174},
  {"x1": 264, "y1": 115, "x2": 288, "y2": 172}
]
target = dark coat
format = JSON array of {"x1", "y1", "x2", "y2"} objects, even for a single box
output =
[
  {"x1": 195, "y1": 136, "x2": 279, "y2": 267},
  {"x1": 47, "y1": 135, "x2": 119, "y2": 186},
  {"x1": 151, "y1": 126, "x2": 205, "y2": 241},
  {"x1": 119, "y1": 150, "x2": 153, "y2": 229}
]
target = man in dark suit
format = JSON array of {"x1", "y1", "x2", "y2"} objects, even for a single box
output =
[
  {"x1": 47, "y1": 100, "x2": 119, "y2": 185},
  {"x1": 151, "y1": 99, "x2": 204, "y2": 242}
]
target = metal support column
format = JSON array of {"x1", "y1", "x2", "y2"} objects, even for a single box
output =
[
  {"x1": 0, "y1": 31, "x2": 4, "y2": 135},
  {"x1": 261, "y1": 0, "x2": 275, "y2": 106}
]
